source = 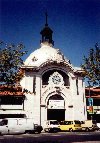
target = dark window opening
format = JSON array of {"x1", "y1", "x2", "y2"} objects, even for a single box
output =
[
  {"x1": 0, "y1": 114, "x2": 26, "y2": 119},
  {"x1": 76, "y1": 79, "x2": 79, "y2": 95},
  {"x1": 49, "y1": 94, "x2": 64, "y2": 100},
  {"x1": 83, "y1": 93, "x2": 84, "y2": 102},
  {"x1": 0, "y1": 96, "x2": 24, "y2": 105},
  {"x1": 85, "y1": 88, "x2": 100, "y2": 96},
  {"x1": 42, "y1": 69, "x2": 69, "y2": 86},
  {"x1": 92, "y1": 99, "x2": 100, "y2": 106},
  {"x1": 33, "y1": 76, "x2": 36, "y2": 94},
  {"x1": 47, "y1": 109, "x2": 65, "y2": 121},
  {"x1": 86, "y1": 98, "x2": 100, "y2": 106},
  {"x1": 87, "y1": 114, "x2": 100, "y2": 122}
]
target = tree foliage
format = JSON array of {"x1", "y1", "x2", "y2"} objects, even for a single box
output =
[
  {"x1": 0, "y1": 41, "x2": 27, "y2": 86},
  {"x1": 81, "y1": 43, "x2": 100, "y2": 86}
]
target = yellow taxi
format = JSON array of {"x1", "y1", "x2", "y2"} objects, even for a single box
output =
[{"x1": 59, "y1": 120, "x2": 82, "y2": 132}]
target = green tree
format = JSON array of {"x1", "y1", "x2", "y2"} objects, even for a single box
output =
[
  {"x1": 81, "y1": 43, "x2": 100, "y2": 86},
  {"x1": 0, "y1": 41, "x2": 27, "y2": 86}
]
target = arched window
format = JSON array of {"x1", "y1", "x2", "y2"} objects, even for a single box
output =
[{"x1": 42, "y1": 69, "x2": 70, "y2": 86}]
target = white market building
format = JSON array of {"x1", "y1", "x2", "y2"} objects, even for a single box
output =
[
  {"x1": 20, "y1": 16, "x2": 87, "y2": 126},
  {"x1": 0, "y1": 16, "x2": 87, "y2": 127}
]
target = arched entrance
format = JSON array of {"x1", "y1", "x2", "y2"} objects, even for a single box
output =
[{"x1": 47, "y1": 94, "x2": 65, "y2": 121}]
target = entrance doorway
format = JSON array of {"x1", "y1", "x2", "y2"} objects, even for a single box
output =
[
  {"x1": 47, "y1": 109, "x2": 65, "y2": 121},
  {"x1": 47, "y1": 94, "x2": 65, "y2": 121}
]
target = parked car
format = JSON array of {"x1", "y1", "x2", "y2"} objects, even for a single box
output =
[
  {"x1": 44, "y1": 120, "x2": 60, "y2": 133},
  {"x1": 80, "y1": 120, "x2": 99, "y2": 131},
  {"x1": 33, "y1": 124, "x2": 43, "y2": 133},
  {"x1": 96, "y1": 123, "x2": 100, "y2": 131},
  {"x1": 0, "y1": 118, "x2": 43, "y2": 135},
  {"x1": 59, "y1": 120, "x2": 82, "y2": 132}
]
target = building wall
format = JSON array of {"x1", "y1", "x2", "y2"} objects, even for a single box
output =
[
  {"x1": 0, "y1": 66, "x2": 87, "y2": 127},
  {"x1": 20, "y1": 66, "x2": 87, "y2": 126}
]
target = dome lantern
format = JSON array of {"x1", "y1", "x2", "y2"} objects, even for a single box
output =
[{"x1": 40, "y1": 13, "x2": 54, "y2": 46}]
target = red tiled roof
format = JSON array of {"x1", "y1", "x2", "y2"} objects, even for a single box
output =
[
  {"x1": 86, "y1": 88, "x2": 100, "y2": 92},
  {"x1": 86, "y1": 95, "x2": 100, "y2": 98},
  {"x1": 0, "y1": 85, "x2": 24, "y2": 96},
  {"x1": 0, "y1": 91, "x2": 24, "y2": 96},
  {"x1": 85, "y1": 87, "x2": 100, "y2": 98}
]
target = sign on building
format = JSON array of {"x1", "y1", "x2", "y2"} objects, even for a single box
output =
[
  {"x1": 88, "y1": 97, "x2": 93, "y2": 106},
  {"x1": 48, "y1": 100, "x2": 64, "y2": 109},
  {"x1": 88, "y1": 97, "x2": 93, "y2": 113}
]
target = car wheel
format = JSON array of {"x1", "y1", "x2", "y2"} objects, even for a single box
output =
[
  {"x1": 37, "y1": 130, "x2": 41, "y2": 134},
  {"x1": 44, "y1": 128, "x2": 49, "y2": 133},
  {"x1": 25, "y1": 130, "x2": 33, "y2": 134},
  {"x1": 69, "y1": 128, "x2": 73, "y2": 132},
  {"x1": 0, "y1": 132, "x2": 2, "y2": 136},
  {"x1": 53, "y1": 129, "x2": 58, "y2": 133},
  {"x1": 25, "y1": 130, "x2": 29, "y2": 134},
  {"x1": 85, "y1": 128, "x2": 89, "y2": 132}
]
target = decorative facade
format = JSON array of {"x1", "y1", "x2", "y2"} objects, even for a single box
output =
[
  {"x1": 20, "y1": 15, "x2": 87, "y2": 126},
  {"x1": 0, "y1": 15, "x2": 87, "y2": 127}
]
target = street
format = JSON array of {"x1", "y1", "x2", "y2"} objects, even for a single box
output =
[{"x1": 0, "y1": 131, "x2": 100, "y2": 143}]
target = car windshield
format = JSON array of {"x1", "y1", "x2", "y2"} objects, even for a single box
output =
[
  {"x1": 74, "y1": 120, "x2": 81, "y2": 124},
  {"x1": 80, "y1": 121, "x2": 84, "y2": 124},
  {"x1": 92, "y1": 120, "x2": 97, "y2": 124},
  {"x1": 50, "y1": 121, "x2": 59, "y2": 125},
  {"x1": 0, "y1": 119, "x2": 8, "y2": 126}
]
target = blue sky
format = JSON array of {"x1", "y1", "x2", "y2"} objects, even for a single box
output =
[{"x1": 0, "y1": 0, "x2": 100, "y2": 67}]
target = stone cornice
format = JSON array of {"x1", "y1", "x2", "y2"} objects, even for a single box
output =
[{"x1": 21, "y1": 60, "x2": 74, "y2": 72}]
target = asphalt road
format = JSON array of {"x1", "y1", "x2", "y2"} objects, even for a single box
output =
[{"x1": 0, "y1": 131, "x2": 100, "y2": 143}]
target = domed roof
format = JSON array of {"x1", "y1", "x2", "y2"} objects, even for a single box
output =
[
  {"x1": 24, "y1": 44, "x2": 69, "y2": 67},
  {"x1": 24, "y1": 13, "x2": 72, "y2": 69},
  {"x1": 22, "y1": 14, "x2": 84, "y2": 75}
]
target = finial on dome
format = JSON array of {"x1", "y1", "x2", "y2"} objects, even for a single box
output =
[
  {"x1": 40, "y1": 12, "x2": 54, "y2": 46},
  {"x1": 45, "y1": 12, "x2": 48, "y2": 26}
]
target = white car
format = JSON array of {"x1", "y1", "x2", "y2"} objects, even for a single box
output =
[
  {"x1": 44, "y1": 120, "x2": 60, "y2": 133},
  {"x1": 80, "y1": 120, "x2": 99, "y2": 131},
  {"x1": 97, "y1": 123, "x2": 100, "y2": 130},
  {"x1": 0, "y1": 118, "x2": 43, "y2": 135}
]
